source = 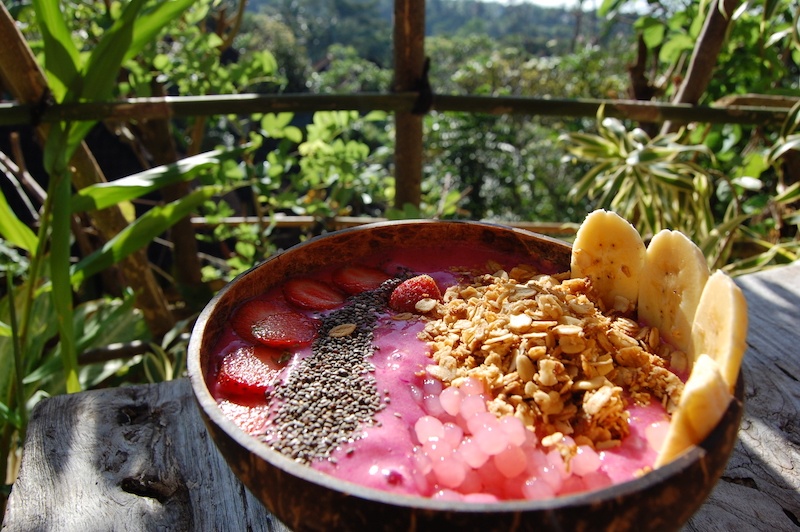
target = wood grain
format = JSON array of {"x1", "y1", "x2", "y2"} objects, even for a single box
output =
[
  {"x1": 3, "y1": 262, "x2": 799, "y2": 531},
  {"x1": 2, "y1": 380, "x2": 287, "y2": 532}
]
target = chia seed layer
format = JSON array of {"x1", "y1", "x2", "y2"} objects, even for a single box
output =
[{"x1": 263, "y1": 280, "x2": 401, "y2": 464}]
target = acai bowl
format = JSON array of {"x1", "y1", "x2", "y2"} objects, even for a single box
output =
[{"x1": 187, "y1": 216, "x2": 745, "y2": 531}]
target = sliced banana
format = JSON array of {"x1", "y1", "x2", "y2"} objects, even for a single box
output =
[
  {"x1": 571, "y1": 209, "x2": 646, "y2": 313},
  {"x1": 654, "y1": 354, "x2": 733, "y2": 467},
  {"x1": 691, "y1": 270, "x2": 748, "y2": 392},
  {"x1": 638, "y1": 230, "x2": 710, "y2": 355}
]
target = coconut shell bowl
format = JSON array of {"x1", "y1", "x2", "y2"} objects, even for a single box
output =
[{"x1": 187, "y1": 220, "x2": 743, "y2": 531}]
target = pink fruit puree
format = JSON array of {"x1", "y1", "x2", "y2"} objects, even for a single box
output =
[{"x1": 209, "y1": 244, "x2": 676, "y2": 502}]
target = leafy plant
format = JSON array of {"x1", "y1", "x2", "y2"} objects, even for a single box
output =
[{"x1": 563, "y1": 106, "x2": 716, "y2": 243}]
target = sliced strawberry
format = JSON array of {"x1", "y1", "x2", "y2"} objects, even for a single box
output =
[
  {"x1": 283, "y1": 277, "x2": 345, "y2": 310},
  {"x1": 331, "y1": 265, "x2": 391, "y2": 294},
  {"x1": 389, "y1": 274, "x2": 443, "y2": 313},
  {"x1": 232, "y1": 299, "x2": 318, "y2": 347},
  {"x1": 216, "y1": 345, "x2": 285, "y2": 400}
]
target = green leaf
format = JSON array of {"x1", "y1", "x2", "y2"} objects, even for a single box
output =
[
  {"x1": 31, "y1": 0, "x2": 81, "y2": 101},
  {"x1": 81, "y1": 0, "x2": 147, "y2": 102},
  {"x1": 659, "y1": 34, "x2": 695, "y2": 64},
  {"x1": 774, "y1": 181, "x2": 800, "y2": 205},
  {"x1": 71, "y1": 186, "x2": 222, "y2": 286},
  {"x1": 636, "y1": 17, "x2": 666, "y2": 49},
  {"x1": 127, "y1": 0, "x2": 197, "y2": 62},
  {"x1": 49, "y1": 169, "x2": 80, "y2": 393},
  {"x1": 262, "y1": 113, "x2": 295, "y2": 137},
  {"x1": 71, "y1": 149, "x2": 241, "y2": 213},
  {"x1": 0, "y1": 188, "x2": 38, "y2": 253}
]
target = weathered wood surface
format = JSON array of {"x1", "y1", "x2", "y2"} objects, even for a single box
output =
[
  {"x1": 1, "y1": 380, "x2": 289, "y2": 532},
  {"x1": 3, "y1": 262, "x2": 799, "y2": 531}
]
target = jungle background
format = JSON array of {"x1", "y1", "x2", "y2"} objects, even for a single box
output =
[{"x1": 0, "y1": 0, "x2": 798, "y2": 512}]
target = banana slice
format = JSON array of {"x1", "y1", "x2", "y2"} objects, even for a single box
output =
[
  {"x1": 638, "y1": 230, "x2": 710, "y2": 355},
  {"x1": 654, "y1": 354, "x2": 733, "y2": 467},
  {"x1": 691, "y1": 270, "x2": 748, "y2": 392},
  {"x1": 571, "y1": 209, "x2": 646, "y2": 313}
]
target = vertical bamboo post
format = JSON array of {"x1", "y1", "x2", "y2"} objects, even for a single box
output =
[{"x1": 393, "y1": 0, "x2": 426, "y2": 210}]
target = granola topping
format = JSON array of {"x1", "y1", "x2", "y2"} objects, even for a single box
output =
[{"x1": 420, "y1": 264, "x2": 685, "y2": 449}]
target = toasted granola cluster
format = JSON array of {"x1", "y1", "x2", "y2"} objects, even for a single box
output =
[{"x1": 419, "y1": 263, "x2": 685, "y2": 450}]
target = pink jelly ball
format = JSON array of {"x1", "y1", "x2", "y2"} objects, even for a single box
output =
[
  {"x1": 424, "y1": 439, "x2": 454, "y2": 462},
  {"x1": 459, "y1": 394, "x2": 487, "y2": 418},
  {"x1": 415, "y1": 415, "x2": 445, "y2": 443},
  {"x1": 498, "y1": 415, "x2": 527, "y2": 447},
  {"x1": 494, "y1": 444, "x2": 528, "y2": 479},
  {"x1": 439, "y1": 386, "x2": 462, "y2": 416},
  {"x1": 463, "y1": 492, "x2": 499, "y2": 503},
  {"x1": 423, "y1": 376, "x2": 443, "y2": 397},
  {"x1": 432, "y1": 489, "x2": 462, "y2": 501},
  {"x1": 442, "y1": 422, "x2": 464, "y2": 448},
  {"x1": 460, "y1": 377, "x2": 485, "y2": 396},
  {"x1": 459, "y1": 469, "x2": 484, "y2": 494},
  {"x1": 409, "y1": 384, "x2": 423, "y2": 404},
  {"x1": 558, "y1": 475, "x2": 586, "y2": 496},
  {"x1": 432, "y1": 453, "x2": 467, "y2": 489},
  {"x1": 522, "y1": 476, "x2": 556, "y2": 500},
  {"x1": 546, "y1": 449, "x2": 568, "y2": 479},
  {"x1": 472, "y1": 417, "x2": 507, "y2": 456},
  {"x1": 529, "y1": 463, "x2": 563, "y2": 493},
  {"x1": 570, "y1": 445, "x2": 601, "y2": 477},
  {"x1": 466, "y1": 411, "x2": 498, "y2": 436},
  {"x1": 424, "y1": 394, "x2": 446, "y2": 417},
  {"x1": 458, "y1": 436, "x2": 490, "y2": 469},
  {"x1": 475, "y1": 457, "x2": 503, "y2": 495}
]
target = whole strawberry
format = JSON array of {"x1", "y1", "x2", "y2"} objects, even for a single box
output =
[{"x1": 389, "y1": 274, "x2": 442, "y2": 313}]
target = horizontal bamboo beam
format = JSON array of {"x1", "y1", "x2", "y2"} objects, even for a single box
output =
[
  {"x1": 0, "y1": 92, "x2": 790, "y2": 127},
  {"x1": 189, "y1": 214, "x2": 579, "y2": 236}
]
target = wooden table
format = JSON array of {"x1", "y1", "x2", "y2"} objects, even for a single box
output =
[{"x1": 3, "y1": 263, "x2": 799, "y2": 531}]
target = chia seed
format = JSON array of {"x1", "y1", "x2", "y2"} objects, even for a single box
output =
[{"x1": 263, "y1": 277, "x2": 403, "y2": 464}]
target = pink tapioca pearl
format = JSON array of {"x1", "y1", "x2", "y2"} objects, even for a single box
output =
[
  {"x1": 581, "y1": 470, "x2": 613, "y2": 492},
  {"x1": 414, "y1": 415, "x2": 445, "y2": 443},
  {"x1": 471, "y1": 415, "x2": 507, "y2": 456},
  {"x1": 522, "y1": 476, "x2": 556, "y2": 500},
  {"x1": 498, "y1": 415, "x2": 527, "y2": 447},
  {"x1": 458, "y1": 436, "x2": 490, "y2": 468},
  {"x1": 493, "y1": 444, "x2": 528, "y2": 479},
  {"x1": 442, "y1": 422, "x2": 464, "y2": 448},
  {"x1": 439, "y1": 385, "x2": 462, "y2": 416},
  {"x1": 557, "y1": 475, "x2": 586, "y2": 496},
  {"x1": 432, "y1": 452, "x2": 467, "y2": 489},
  {"x1": 458, "y1": 468, "x2": 484, "y2": 494},
  {"x1": 424, "y1": 439, "x2": 454, "y2": 462},
  {"x1": 432, "y1": 489, "x2": 462, "y2": 501},
  {"x1": 459, "y1": 394, "x2": 487, "y2": 418},
  {"x1": 459, "y1": 377, "x2": 485, "y2": 396},
  {"x1": 570, "y1": 445, "x2": 601, "y2": 477},
  {"x1": 463, "y1": 492, "x2": 499, "y2": 503}
]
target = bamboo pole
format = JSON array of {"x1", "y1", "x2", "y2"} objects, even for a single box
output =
[
  {"x1": 0, "y1": 93, "x2": 789, "y2": 127},
  {"x1": 392, "y1": 0, "x2": 426, "y2": 209}
]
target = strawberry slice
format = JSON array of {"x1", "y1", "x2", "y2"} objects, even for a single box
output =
[
  {"x1": 216, "y1": 345, "x2": 285, "y2": 400},
  {"x1": 283, "y1": 278, "x2": 345, "y2": 310},
  {"x1": 389, "y1": 274, "x2": 443, "y2": 313},
  {"x1": 232, "y1": 299, "x2": 318, "y2": 347},
  {"x1": 332, "y1": 265, "x2": 391, "y2": 294}
]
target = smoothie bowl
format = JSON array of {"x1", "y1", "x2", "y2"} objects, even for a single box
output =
[{"x1": 187, "y1": 215, "x2": 746, "y2": 531}]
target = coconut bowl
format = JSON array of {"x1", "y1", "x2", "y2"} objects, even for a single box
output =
[{"x1": 187, "y1": 220, "x2": 743, "y2": 531}]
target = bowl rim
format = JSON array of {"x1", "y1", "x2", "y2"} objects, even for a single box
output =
[{"x1": 187, "y1": 219, "x2": 742, "y2": 513}]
